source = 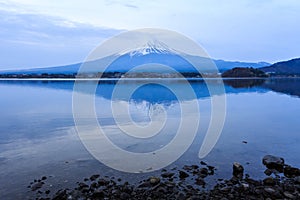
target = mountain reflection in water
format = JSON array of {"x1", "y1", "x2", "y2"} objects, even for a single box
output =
[{"x1": 0, "y1": 78, "x2": 299, "y2": 103}]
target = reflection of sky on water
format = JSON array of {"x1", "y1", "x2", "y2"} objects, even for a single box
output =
[{"x1": 0, "y1": 79, "x2": 300, "y2": 199}]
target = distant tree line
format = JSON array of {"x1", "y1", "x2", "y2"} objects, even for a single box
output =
[{"x1": 0, "y1": 72, "x2": 204, "y2": 79}]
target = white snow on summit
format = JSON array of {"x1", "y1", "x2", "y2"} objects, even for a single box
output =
[{"x1": 119, "y1": 40, "x2": 179, "y2": 56}]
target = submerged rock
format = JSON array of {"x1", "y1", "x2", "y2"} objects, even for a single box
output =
[{"x1": 31, "y1": 182, "x2": 44, "y2": 191}]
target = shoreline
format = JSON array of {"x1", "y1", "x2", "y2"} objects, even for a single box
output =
[
  {"x1": 28, "y1": 155, "x2": 300, "y2": 200},
  {"x1": 0, "y1": 77, "x2": 300, "y2": 82}
]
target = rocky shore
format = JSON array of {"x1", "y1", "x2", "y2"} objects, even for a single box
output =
[{"x1": 28, "y1": 155, "x2": 300, "y2": 200}]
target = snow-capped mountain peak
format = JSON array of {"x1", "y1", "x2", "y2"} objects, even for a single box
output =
[{"x1": 120, "y1": 40, "x2": 179, "y2": 56}]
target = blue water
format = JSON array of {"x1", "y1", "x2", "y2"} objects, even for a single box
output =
[{"x1": 0, "y1": 78, "x2": 299, "y2": 199}]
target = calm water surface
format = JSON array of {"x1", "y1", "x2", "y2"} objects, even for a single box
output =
[{"x1": 0, "y1": 78, "x2": 299, "y2": 199}]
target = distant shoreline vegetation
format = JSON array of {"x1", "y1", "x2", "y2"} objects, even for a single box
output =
[
  {"x1": 0, "y1": 72, "x2": 205, "y2": 79},
  {"x1": 221, "y1": 67, "x2": 300, "y2": 78},
  {"x1": 0, "y1": 68, "x2": 299, "y2": 79}
]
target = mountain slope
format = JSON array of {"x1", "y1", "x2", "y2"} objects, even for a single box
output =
[
  {"x1": 214, "y1": 60, "x2": 269, "y2": 71},
  {"x1": 260, "y1": 58, "x2": 300, "y2": 75}
]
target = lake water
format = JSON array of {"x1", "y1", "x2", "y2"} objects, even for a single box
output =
[{"x1": 0, "y1": 78, "x2": 300, "y2": 199}]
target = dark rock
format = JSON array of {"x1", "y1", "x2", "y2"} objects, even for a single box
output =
[
  {"x1": 183, "y1": 165, "x2": 192, "y2": 171},
  {"x1": 283, "y1": 191, "x2": 296, "y2": 199},
  {"x1": 263, "y1": 177, "x2": 275, "y2": 186},
  {"x1": 122, "y1": 185, "x2": 133, "y2": 194},
  {"x1": 90, "y1": 174, "x2": 100, "y2": 181},
  {"x1": 241, "y1": 183, "x2": 249, "y2": 189},
  {"x1": 98, "y1": 178, "x2": 109, "y2": 186},
  {"x1": 120, "y1": 192, "x2": 131, "y2": 200},
  {"x1": 264, "y1": 187, "x2": 283, "y2": 199},
  {"x1": 45, "y1": 190, "x2": 50, "y2": 194},
  {"x1": 137, "y1": 181, "x2": 151, "y2": 188},
  {"x1": 176, "y1": 192, "x2": 185, "y2": 200},
  {"x1": 262, "y1": 155, "x2": 284, "y2": 171},
  {"x1": 207, "y1": 165, "x2": 216, "y2": 176},
  {"x1": 233, "y1": 162, "x2": 244, "y2": 178},
  {"x1": 111, "y1": 189, "x2": 120, "y2": 195},
  {"x1": 254, "y1": 188, "x2": 263, "y2": 195},
  {"x1": 110, "y1": 179, "x2": 117, "y2": 186},
  {"x1": 207, "y1": 165, "x2": 215, "y2": 170},
  {"x1": 179, "y1": 170, "x2": 189, "y2": 179},
  {"x1": 91, "y1": 191, "x2": 105, "y2": 199},
  {"x1": 191, "y1": 165, "x2": 199, "y2": 169},
  {"x1": 198, "y1": 168, "x2": 209, "y2": 178},
  {"x1": 161, "y1": 172, "x2": 174, "y2": 178},
  {"x1": 149, "y1": 177, "x2": 160, "y2": 185},
  {"x1": 284, "y1": 165, "x2": 300, "y2": 178},
  {"x1": 41, "y1": 176, "x2": 47, "y2": 180},
  {"x1": 245, "y1": 178, "x2": 261, "y2": 187},
  {"x1": 31, "y1": 182, "x2": 44, "y2": 191},
  {"x1": 230, "y1": 176, "x2": 240, "y2": 184},
  {"x1": 53, "y1": 189, "x2": 68, "y2": 200},
  {"x1": 81, "y1": 188, "x2": 89, "y2": 193},
  {"x1": 195, "y1": 178, "x2": 205, "y2": 186},
  {"x1": 154, "y1": 186, "x2": 168, "y2": 193},
  {"x1": 183, "y1": 165, "x2": 197, "y2": 171},
  {"x1": 90, "y1": 182, "x2": 98, "y2": 189},
  {"x1": 78, "y1": 182, "x2": 88, "y2": 190},
  {"x1": 200, "y1": 161, "x2": 207, "y2": 165},
  {"x1": 264, "y1": 169, "x2": 273, "y2": 176},
  {"x1": 264, "y1": 187, "x2": 276, "y2": 194},
  {"x1": 242, "y1": 141, "x2": 248, "y2": 144}
]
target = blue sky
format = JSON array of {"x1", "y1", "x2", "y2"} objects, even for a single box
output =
[{"x1": 0, "y1": 0, "x2": 300, "y2": 69}]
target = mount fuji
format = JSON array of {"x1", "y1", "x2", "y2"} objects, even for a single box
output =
[
  {"x1": 120, "y1": 40, "x2": 179, "y2": 56},
  {"x1": 0, "y1": 41, "x2": 270, "y2": 75}
]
